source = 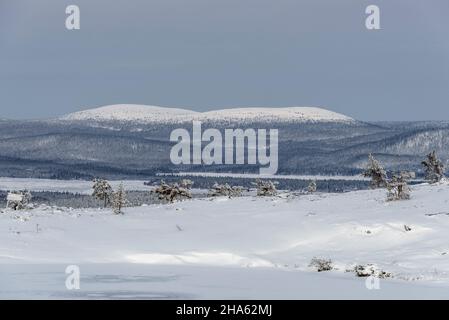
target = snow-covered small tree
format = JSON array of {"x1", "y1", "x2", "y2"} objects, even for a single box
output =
[
  {"x1": 112, "y1": 183, "x2": 127, "y2": 215},
  {"x1": 208, "y1": 182, "x2": 242, "y2": 198},
  {"x1": 387, "y1": 171, "x2": 414, "y2": 201},
  {"x1": 421, "y1": 150, "x2": 445, "y2": 183},
  {"x1": 6, "y1": 190, "x2": 32, "y2": 210},
  {"x1": 253, "y1": 179, "x2": 278, "y2": 196},
  {"x1": 152, "y1": 180, "x2": 192, "y2": 203},
  {"x1": 363, "y1": 154, "x2": 387, "y2": 188},
  {"x1": 92, "y1": 178, "x2": 112, "y2": 208},
  {"x1": 308, "y1": 180, "x2": 317, "y2": 193}
]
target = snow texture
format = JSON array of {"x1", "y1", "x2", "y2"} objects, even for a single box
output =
[{"x1": 2, "y1": 179, "x2": 449, "y2": 298}]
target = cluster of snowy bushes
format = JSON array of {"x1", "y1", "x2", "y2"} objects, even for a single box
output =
[
  {"x1": 309, "y1": 257, "x2": 333, "y2": 272},
  {"x1": 146, "y1": 176, "x2": 368, "y2": 193},
  {"x1": 309, "y1": 257, "x2": 392, "y2": 279},
  {"x1": 363, "y1": 151, "x2": 445, "y2": 201},
  {"x1": 151, "y1": 179, "x2": 194, "y2": 202},
  {"x1": 208, "y1": 182, "x2": 243, "y2": 198},
  {"x1": 150, "y1": 178, "x2": 282, "y2": 202}
]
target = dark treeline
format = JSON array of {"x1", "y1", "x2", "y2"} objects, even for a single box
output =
[
  {"x1": 147, "y1": 176, "x2": 370, "y2": 193},
  {"x1": 0, "y1": 190, "x2": 204, "y2": 209}
]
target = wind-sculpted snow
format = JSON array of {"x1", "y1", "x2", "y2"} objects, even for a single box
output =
[{"x1": 2, "y1": 181, "x2": 449, "y2": 298}]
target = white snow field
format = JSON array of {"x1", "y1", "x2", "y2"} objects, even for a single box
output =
[{"x1": 2, "y1": 180, "x2": 449, "y2": 299}]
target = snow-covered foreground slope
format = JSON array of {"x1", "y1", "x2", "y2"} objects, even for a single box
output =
[
  {"x1": 1, "y1": 182, "x2": 449, "y2": 299},
  {"x1": 61, "y1": 104, "x2": 355, "y2": 124}
]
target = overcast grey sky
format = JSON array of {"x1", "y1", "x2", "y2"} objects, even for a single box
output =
[{"x1": 0, "y1": 0, "x2": 448, "y2": 121}]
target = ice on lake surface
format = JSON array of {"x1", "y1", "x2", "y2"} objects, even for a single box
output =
[{"x1": 3, "y1": 264, "x2": 449, "y2": 300}]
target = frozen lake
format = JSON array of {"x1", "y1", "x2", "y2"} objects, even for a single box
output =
[{"x1": 2, "y1": 264, "x2": 449, "y2": 300}]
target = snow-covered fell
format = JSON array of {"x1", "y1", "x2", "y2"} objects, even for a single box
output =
[
  {"x1": 61, "y1": 104, "x2": 355, "y2": 124},
  {"x1": 200, "y1": 106, "x2": 354, "y2": 123},
  {"x1": 61, "y1": 104, "x2": 199, "y2": 123}
]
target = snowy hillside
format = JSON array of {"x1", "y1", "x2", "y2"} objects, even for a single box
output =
[
  {"x1": 61, "y1": 104, "x2": 199, "y2": 123},
  {"x1": 198, "y1": 106, "x2": 354, "y2": 123},
  {"x1": 383, "y1": 129, "x2": 449, "y2": 157},
  {"x1": 61, "y1": 104, "x2": 355, "y2": 124},
  {"x1": 2, "y1": 180, "x2": 449, "y2": 298},
  {"x1": 0, "y1": 116, "x2": 447, "y2": 179}
]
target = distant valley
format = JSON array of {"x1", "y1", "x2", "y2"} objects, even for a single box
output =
[{"x1": 0, "y1": 104, "x2": 448, "y2": 180}]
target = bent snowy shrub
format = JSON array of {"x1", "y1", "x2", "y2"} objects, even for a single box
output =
[
  {"x1": 208, "y1": 182, "x2": 243, "y2": 198},
  {"x1": 352, "y1": 264, "x2": 391, "y2": 279},
  {"x1": 152, "y1": 180, "x2": 192, "y2": 203},
  {"x1": 309, "y1": 257, "x2": 333, "y2": 272},
  {"x1": 253, "y1": 179, "x2": 278, "y2": 196}
]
